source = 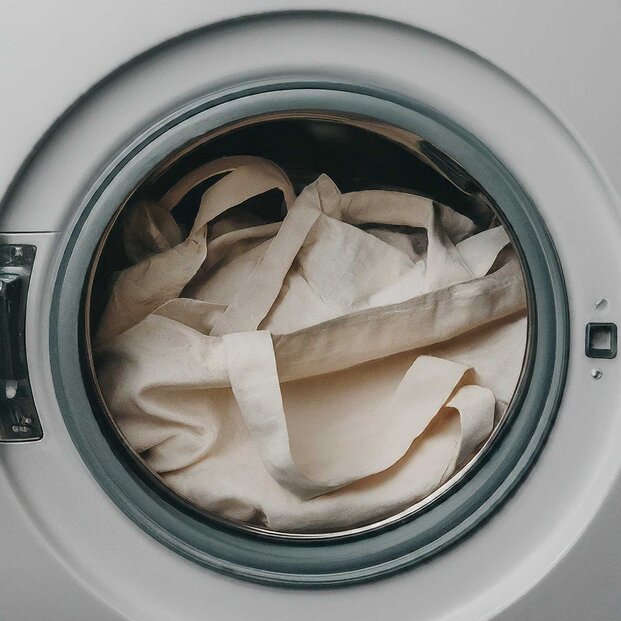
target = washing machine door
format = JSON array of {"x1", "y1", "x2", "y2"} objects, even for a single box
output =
[{"x1": 1, "y1": 12, "x2": 620, "y2": 621}]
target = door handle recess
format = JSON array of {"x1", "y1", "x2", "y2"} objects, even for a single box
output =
[{"x1": 0, "y1": 245, "x2": 43, "y2": 441}]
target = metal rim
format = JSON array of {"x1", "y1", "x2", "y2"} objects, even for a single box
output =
[{"x1": 49, "y1": 80, "x2": 569, "y2": 587}]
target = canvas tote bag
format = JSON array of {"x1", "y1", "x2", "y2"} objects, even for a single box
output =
[{"x1": 94, "y1": 156, "x2": 527, "y2": 532}]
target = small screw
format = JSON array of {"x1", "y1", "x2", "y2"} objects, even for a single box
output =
[{"x1": 591, "y1": 368, "x2": 603, "y2": 380}]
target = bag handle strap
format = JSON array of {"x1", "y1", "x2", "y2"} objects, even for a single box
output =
[
  {"x1": 97, "y1": 157, "x2": 295, "y2": 344},
  {"x1": 122, "y1": 253, "x2": 524, "y2": 391},
  {"x1": 160, "y1": 155, "x2": 296, "y2": 216},
  {"x1": 437, "y1": 384, "x2": 495, "y2": 486},
  {"x1": 209, "y1": 177, "x2": 333, "y2": 336},
  {"x1": 224, "y1": 331, "x2": 495, "y2": 498},
  {"x1": 208, "y1": 174, "x2": 510, "y2": 337}
]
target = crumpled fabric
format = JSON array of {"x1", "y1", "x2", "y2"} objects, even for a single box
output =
[{"x1": 94, "y1": 155, "x2": 527, "y2": 533}]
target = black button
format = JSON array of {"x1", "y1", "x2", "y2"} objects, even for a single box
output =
[{"x1": 585, "y1": 323, "x2": 617, "y2": 359}]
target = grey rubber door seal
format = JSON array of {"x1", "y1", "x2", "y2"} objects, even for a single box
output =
[{"x1": 49, "y1": 81, "x2": 569, "y2": 587}]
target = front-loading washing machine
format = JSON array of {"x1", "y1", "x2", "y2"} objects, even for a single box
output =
[{"x1": 2, "y1": 4, "x2": 621, "y2": 620}]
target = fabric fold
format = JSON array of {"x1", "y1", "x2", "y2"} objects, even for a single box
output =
[{"x1": 93, "y1": 155, "x2": 528, "y2": 532}]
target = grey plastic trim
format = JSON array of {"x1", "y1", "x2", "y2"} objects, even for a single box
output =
[{"x1": 49, "y1": 81, "x2": 569, "y2": 587}]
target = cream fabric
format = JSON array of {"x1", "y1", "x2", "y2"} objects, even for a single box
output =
[{"x1": 94, "y1": 156, "x2": 527, "y2": 532}]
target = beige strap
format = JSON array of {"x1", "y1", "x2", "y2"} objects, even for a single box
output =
[
  {"x1": 272, "y1": 258, "x2": 524, "y2": 381},
  {"x1": 224, "y1": 330, "x2": 494, "y2": 499},
  {"x1": 210, "y1": 174, "x2": 509, "y2": 337},
  {"x1": 159, "y1": 155, "x2": 296, "y2": 215},
  {"x1": 96, "y1": 156, "x2": 296, "y2": 344},
  {"x1": 437, "y1": 384, "x2": 495, "y2": 486},
  {"x1": 210, "y1": 178, "x2": 325, "y2": 336},
  {"x1": 98, "y1": 256, "x2": 525, "y2": 389}
]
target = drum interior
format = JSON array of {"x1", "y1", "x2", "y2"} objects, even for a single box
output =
[{"x1": 84, "y1": 112, "x2": 530, "y2": 538}]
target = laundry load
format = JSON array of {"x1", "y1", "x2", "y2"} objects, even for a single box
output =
[{"x1": 93, "y1": 155, "x2": 528, "y2": 533}]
